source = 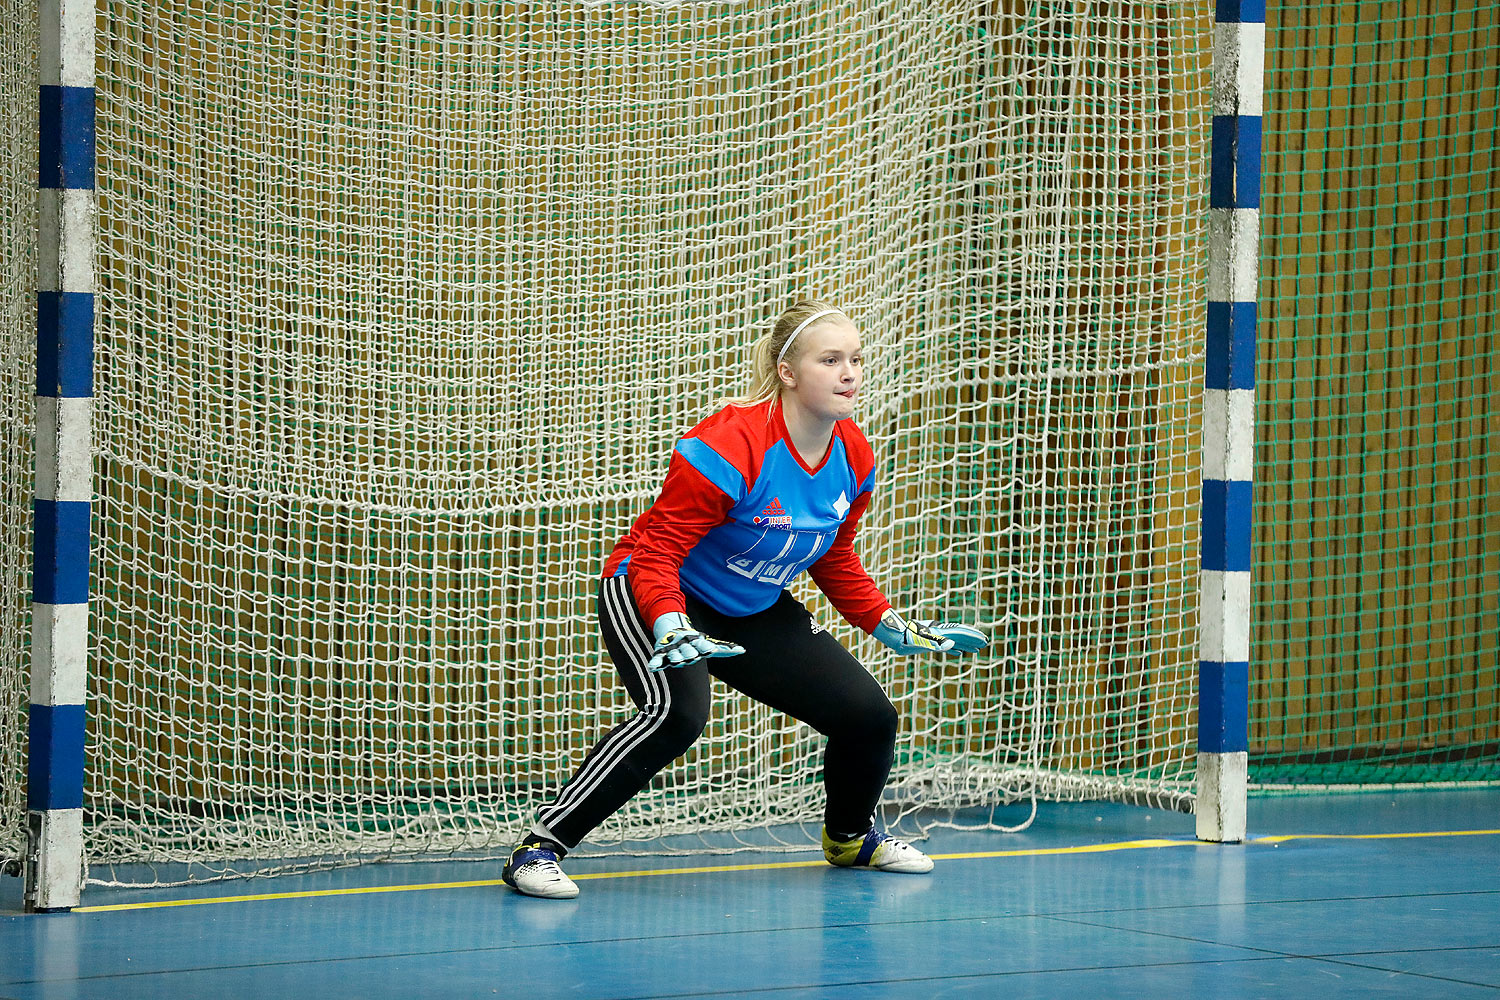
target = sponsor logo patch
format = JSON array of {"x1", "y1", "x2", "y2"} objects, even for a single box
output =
[{"x1": 753, "y1": 497, "x2": 792, "y2": 528}]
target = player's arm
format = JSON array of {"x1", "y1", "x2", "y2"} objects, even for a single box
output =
[
  {"x1": 627, "y1": 447, "x2": 746, "y2": 670},
  {"x1": 809, "y1": 490, "x2": 989, "y2": 656},
  {"x1": 807, "y1": 489, "x2": 890, "y2": 632}
]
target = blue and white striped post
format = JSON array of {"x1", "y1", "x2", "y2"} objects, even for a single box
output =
[
  {"x1": 1197, "y1": 0, "x2": 1262, "y2": 844},
  {"x1": 27, "y1": 0, "x2": 95, "y2": 912}
]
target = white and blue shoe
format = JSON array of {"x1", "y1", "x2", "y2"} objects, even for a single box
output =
[
  {"x1": 502, "y1": 840, "x2": 580, "y2": 899},
  {"x1": 822, "y1": 827, "x2": 934, "y2": 874}
]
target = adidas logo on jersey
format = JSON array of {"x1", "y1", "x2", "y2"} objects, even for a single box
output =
[{"x1": 753, "y1": 498, "x2": 792, "y2": 528}]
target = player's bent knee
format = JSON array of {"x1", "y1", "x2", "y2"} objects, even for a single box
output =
[
  {"x1": 648, "y1": 704, "x2": 711, "y2": 759},
  {"x1": 826, "y1": 697, "x2": 899, "y2": 749}
]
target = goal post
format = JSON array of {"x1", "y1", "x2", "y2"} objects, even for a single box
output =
[
  {"x1": 24, "y1": 0, "x2": 94, "y2": 911},
  {"x1": 6, "y1": 1, "x2": 1243, "y2": 899},
  {"x1": 1195, "y1": 0, "x2": 1263, "y2": 844}
]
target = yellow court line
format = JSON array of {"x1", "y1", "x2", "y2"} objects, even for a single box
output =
[
  {"x1": 73, "y1": 828, "x2": 1500, "y2": 913},
  {"x1": 1248, "y1": 829, "x2": 1500, "y2": 844},
  {"x1": 931, "y1": 838, "x2": 1196, "y2": 861}
]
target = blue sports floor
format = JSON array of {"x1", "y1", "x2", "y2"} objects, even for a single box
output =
[{"x1": 3, "y1": 790, "x2": 1497, "y2": 999}]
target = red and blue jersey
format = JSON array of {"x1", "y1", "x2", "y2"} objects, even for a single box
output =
[{"x1": 604, "y1": 399, "x2": 891, "y2": 631}]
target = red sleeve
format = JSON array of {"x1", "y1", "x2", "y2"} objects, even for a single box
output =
[
  {"x1": 807, "y1": 489, "x2": 891, "y2": 633},
  {"x1": 625, "y1": 451, "x2": 735, "y2": 625}
]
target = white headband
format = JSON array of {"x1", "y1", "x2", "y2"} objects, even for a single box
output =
[{"x1": 776, "y1": 309, "x2": 844, "y2": 365}]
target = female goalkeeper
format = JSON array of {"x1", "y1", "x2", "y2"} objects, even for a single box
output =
[{"x1": 503, "y1": 300, "x2": 988, "y2": 899}]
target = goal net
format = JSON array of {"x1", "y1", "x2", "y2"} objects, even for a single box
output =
[{"x1": 3, "y1": 1, "x2": 1216, "y2": 880}]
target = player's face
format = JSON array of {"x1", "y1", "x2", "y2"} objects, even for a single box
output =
[{"x1": 781, "y1": 320, "x2": 864, "y2": 422}]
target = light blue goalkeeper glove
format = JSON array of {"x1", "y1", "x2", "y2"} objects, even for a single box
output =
[
  {"x1": 647, "y1": 612, "x2": 747, "y2": 672},
  {"x1": 873, "y1": 608, "x2": 990, "y2": 655}
]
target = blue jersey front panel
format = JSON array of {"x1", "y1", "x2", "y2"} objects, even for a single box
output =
[{"x1": 678, "y1": 436, "x2": 869, "y2": 615}]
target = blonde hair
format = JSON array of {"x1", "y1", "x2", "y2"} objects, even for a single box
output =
[{"x1": 725, "y1": 299, "x2": 847, "y2": 409}]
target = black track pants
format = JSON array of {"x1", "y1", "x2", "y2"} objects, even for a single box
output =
[{"x1": 536, "y1": 574, "x2": 899, "y2": 850}]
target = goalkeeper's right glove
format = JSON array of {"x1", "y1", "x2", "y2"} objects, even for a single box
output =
[
  {"x1": 874, "y1": 608, "x2": 990, "y2": 655},
  {"x1": 647, "y1": 612, "x2": 746, "y2": 672}
]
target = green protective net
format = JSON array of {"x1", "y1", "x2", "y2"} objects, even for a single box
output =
[{"x1": 1254, "y1": 2, "x2": 1500, "y2": 788}]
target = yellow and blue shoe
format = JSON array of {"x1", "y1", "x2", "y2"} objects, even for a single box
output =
[
  {"x1": 502, "y1": 839, "x2": 580, "y2": 899},
  {"x1": 822, "y1": 827, "x2": 934, "y2": 874}
]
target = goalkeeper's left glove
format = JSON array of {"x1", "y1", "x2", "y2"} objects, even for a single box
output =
[{"x1": 873, "y1": 608, "x2": 990, "y2": 655}]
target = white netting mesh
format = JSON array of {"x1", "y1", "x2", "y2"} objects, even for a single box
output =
[
  {"x1": 16, "y1": 1, "x2": 1215, "y2": 881},
  {"x1": 0, "y1": 0, "x2": 38, "y2": 874}
]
